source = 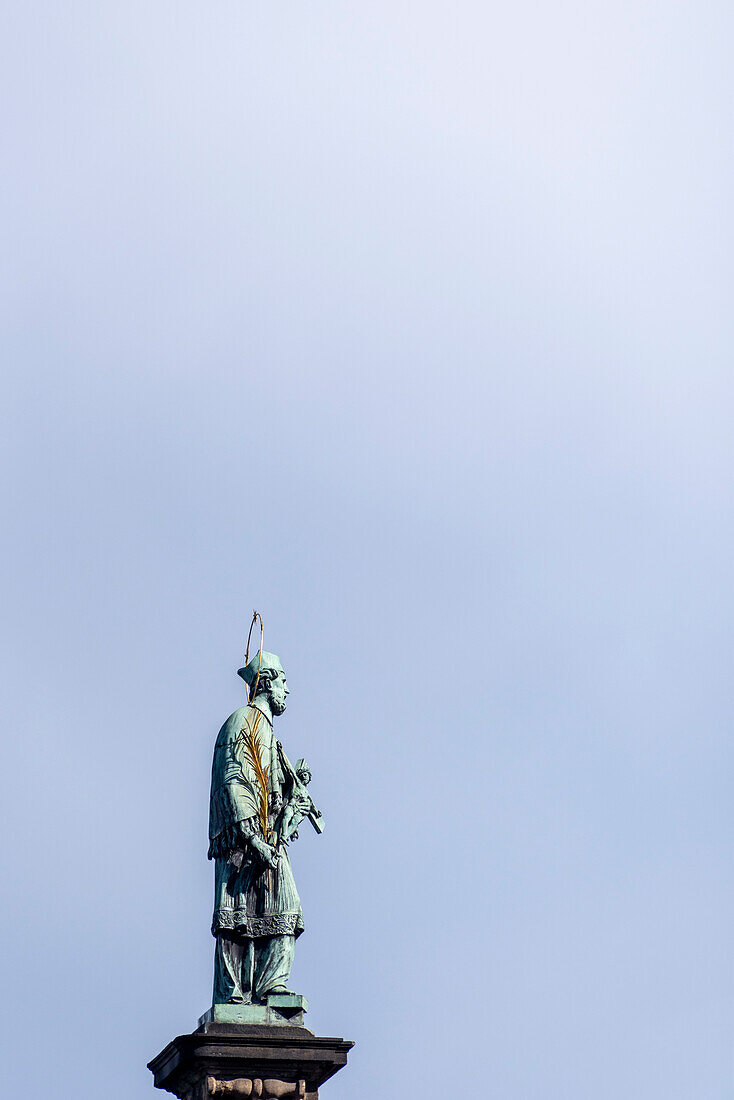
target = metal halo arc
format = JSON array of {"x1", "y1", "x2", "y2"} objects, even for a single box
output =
[{"x1": 244, "y1": 610, "x2": 264, "y2": 703}]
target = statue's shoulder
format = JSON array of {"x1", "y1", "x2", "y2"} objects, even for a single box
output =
[{"x1": 214, "y1": 705, "x2": 251, "y2": 746}]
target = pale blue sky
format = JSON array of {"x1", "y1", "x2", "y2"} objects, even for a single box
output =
[{"x1": 2, "y1": 2, "x2": 733, "y2": 1097}]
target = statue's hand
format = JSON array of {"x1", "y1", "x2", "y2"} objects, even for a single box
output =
[{"x1": 250, "y1": 835, "x2": 279, "y2": 869}]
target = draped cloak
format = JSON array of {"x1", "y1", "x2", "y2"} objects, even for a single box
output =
[{"x1": 208, "y1": 703, "x2": 304, "y2": 939}]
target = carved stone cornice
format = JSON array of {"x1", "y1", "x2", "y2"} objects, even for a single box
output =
[{"x1": 149, "y1": 1022, "x2": 354, "y2": 1100}]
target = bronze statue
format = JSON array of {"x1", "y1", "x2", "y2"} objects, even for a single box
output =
[{"x1": 208, "y1": 647, "x2": 322, "y2": 1010}]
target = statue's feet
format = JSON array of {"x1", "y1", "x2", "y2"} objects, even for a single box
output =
[
  {"x1": 225, "y1": 995, "x2": 252, "y2": 1005},
  {"x1": 266, "y1": 986, "x2": 295, "y2": 996}
]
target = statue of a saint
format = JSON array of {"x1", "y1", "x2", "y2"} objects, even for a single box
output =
[{"x1": 208, "y1": 650, "x2": 318, "y2": 1005}]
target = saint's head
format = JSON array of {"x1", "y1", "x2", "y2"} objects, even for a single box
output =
[{"x1": 238, "y1": 650, "x2": 289, "y2": 716}]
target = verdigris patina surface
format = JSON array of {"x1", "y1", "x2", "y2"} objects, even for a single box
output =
[{"x1": 206, "y1": 648, "x2": 323, "y2": 1025}]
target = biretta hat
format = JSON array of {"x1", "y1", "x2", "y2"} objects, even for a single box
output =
[{"x1": 237, "y1": 649, "x2": 284, "y2": 686}]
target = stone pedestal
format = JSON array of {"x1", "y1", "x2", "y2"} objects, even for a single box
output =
[{"x1": 148, "y1": 1021, "x2": 354, "y2": 1100}]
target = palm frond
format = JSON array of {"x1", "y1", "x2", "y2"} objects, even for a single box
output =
[{"x1": 237, "y1": 712, "x2": 270, "y2": 842}]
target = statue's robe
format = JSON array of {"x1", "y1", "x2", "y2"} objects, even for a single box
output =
[
  {"x1": 208, "y1": 702, "x2": 304, "y2": 940},
  {"x1": 208, "y1": 701, "x2": 304, "y2": 1002}
]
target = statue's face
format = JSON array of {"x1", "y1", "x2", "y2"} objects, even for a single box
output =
[{"x1": 268, "y1": 670, "x2": 289, "y2": 716}]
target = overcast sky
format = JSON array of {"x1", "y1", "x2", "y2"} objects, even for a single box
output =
[{"x1": 2, "y1": 1, "x2": 733, "y2": 1098}]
